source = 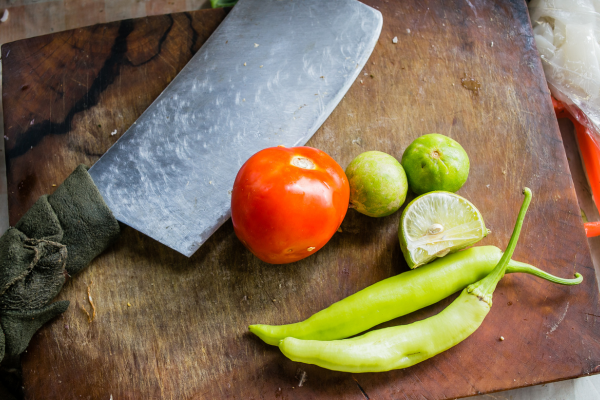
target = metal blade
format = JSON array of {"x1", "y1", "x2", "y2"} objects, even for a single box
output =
[{"x1": 88, "y1": 0, "x2": 382, "y2": 257}]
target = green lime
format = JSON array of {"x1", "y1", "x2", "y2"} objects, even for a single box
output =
[
  {"x1": 345, "y1": 151, "x2": 408, "y2": 217},
  {"x1": 401, "y1": 133, "x2": 469, "y2": 194},
  {"x1": 399, "y1": 191, "x2": 489, "y2": 269}
]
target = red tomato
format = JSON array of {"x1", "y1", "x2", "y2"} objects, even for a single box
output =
[{"x1": 231, "y1": 146, "x2": 350, "y2": 264}]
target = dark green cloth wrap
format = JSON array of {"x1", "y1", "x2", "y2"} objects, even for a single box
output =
[{"x1": 0, "y1": 165, "x2": 120, "y2": 360}]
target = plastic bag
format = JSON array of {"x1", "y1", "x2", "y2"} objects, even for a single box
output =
[{"x1": 529, "y1": 0, "x2": 600, "y2": 145}]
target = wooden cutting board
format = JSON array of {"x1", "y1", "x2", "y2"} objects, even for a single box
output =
[{"x1": 3, "y1": 1, "x2": 600, "y2": 399}]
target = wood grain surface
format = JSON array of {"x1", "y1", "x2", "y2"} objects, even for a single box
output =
[{"x1": 3, "y1": 1, "x2": 600, "y2": 399}]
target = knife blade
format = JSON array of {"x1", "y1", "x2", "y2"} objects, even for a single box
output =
[{"x1": 88, "y1": 0, "x2": 382, "y2": 257}]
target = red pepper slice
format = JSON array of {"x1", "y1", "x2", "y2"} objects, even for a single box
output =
[{"x1": 552, "y1": 97, "x2": 600, "y2": 238}]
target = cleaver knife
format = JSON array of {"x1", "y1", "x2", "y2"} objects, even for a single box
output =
[{"x1": 88, "y1": 0, "x2": 383, "y2": 257}]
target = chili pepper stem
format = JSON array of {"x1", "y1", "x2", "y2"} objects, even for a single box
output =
[
  {"x1": 467, "y1": 188, "x2": 532, "y2": 305},
  {"x1": 507, "y1": 260, "x2": 582, "y2": 284}
]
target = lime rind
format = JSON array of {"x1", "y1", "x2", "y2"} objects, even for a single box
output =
[
  {"x1": 401, "y1": 133, "x2": 470, "y2": 195},
  {"x1": 346, "y1": 151, "x2": 408, "y2": 218},
  {"x1": 399, "y1": 191, "x2": 488, "y2": 269}
]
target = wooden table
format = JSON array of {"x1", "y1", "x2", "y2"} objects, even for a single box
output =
[{"x1": 2, "y1": 1, "x2": 600, "y2": 399}]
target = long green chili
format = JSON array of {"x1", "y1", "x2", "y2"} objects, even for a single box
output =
[
  {"x1": 250, "y1": 246, "x2": 581, "y2": 346},
  {"x1": 278, "y1": 188, "x2": 562, "y2": 372}
]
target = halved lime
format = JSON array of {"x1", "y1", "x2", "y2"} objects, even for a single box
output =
[{"x1": 399, "y1": 191, "x2": 489, "y2": 269}]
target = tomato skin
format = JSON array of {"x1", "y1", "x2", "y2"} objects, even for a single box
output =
[{"x1": 231, "y1": 146, "x2": 350, "y2": 264}]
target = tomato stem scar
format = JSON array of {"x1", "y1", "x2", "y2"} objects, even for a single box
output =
[{"x1": 291, "y1": 157, "x2": 316, "y2": 169}]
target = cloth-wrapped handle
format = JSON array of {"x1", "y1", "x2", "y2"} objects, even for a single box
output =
[{"x1": 0, "y1": 165, "x2": 120, "y2": 360}]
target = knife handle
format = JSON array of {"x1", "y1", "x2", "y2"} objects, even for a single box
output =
[
  {"x1": 15, "y1": 165, "x2": 121, "y2": 275},
  {"x1": 0, "y1": 164, "x2": 120, "y2": 360}
]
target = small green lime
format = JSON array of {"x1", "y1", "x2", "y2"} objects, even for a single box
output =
[
  {"x1": 345, "y1": 151, "x2": 408, "y2": 217},
  {"x1": 401, "y1": 133, "x2": 469, "y2": 194}
]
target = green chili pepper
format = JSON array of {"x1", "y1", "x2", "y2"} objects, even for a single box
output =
[
  {"x1": 279, "y1": 188, "x2": 568, "y2": 372},
  {"x1": 250, "y1": 246, "x2": 581, "y2": 346}
]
